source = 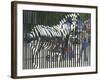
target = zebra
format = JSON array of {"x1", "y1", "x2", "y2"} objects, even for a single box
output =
[{"x1": 24, "y1": 13, "x2": 80, "y2": 69}]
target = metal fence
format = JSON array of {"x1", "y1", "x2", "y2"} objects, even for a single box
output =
[{"x1": 23, "y1": 10, "x2": 91, "y2": 69}]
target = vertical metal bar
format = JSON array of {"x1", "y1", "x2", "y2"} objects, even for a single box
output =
[
  {"x1": 79, "y1": 31, "x2": 80, "y2": 67},
  {"x1": 89, "y1": 40, "x2": 91, "y2": 66},
  {"x1": 73, "y1": 40, "x2": 75, "y2": 67},
  {"x1": 24, "y1": 43, "x2": 26, "y2": 69},
  {"x1": 32, "y1": 11, "x2": 34, "y2": 24},
  {"x1": 44, "y1": 48, "x2": 46, "y2": 68},
  {"x1": 44, "y1": 48, "x2": 45, "y2": 69},
  {"x1": 77, "y1": 38, "x2": 79, "y2": 67},
  {"x1": 58, "y1": 53, "x2": 61, "y2": 68},
  {"x1": 49, "y1": 51, "x2": 50, "y2": 68},
  {"x1": 55, "y1": 52, "x2": 57, "y2": 68},
  {"x1": 43, "y1": 48, "x2": 44, "y2": 69},
  {"x1": 23, "y1": 43, "x2": 24, "y2": 69},
  {"x1": 49, "y1": 50, "x2": 51, "y2": 68},
  {"x1": 32, "y1": 42, "x2": 34, "y2": 69},
  {"x1": 30, "y1": 43, "x2": 33, "y2": 69},
  {"x1": 67, "y1": 39, "x2": 68, "y2": 67},
  {"x1": 32, "y1": 46, "x2": 34, "y2": 69},
  {"x1": 27, "y1": 11, "x2": 30, "y2": 24},
  {"x1": 26, "y1": 43, "x2": 27, "y2": 69},
  {"x1": 29, "y1": 11, "x2": 31, "y2": 24},
  {"x1": 88, "y1": 31, "x2": 90, "y2": 66},
  {"x1": 29, "y1": 43, "x2": 31, "y2": 69},
  {"x1": 27, "y1": 42, "x2": 29, "y2": 69},
  {"x1": 86, "y1": 32, "x2": 88, "y2": 66},
  {"x1": 72, "y1": 42, "x2": 74, "y2": 67},
  {"x1": 51, "y1": 51, "x2": 53, "y2": 68},
  {"x1": 53, "y1": 51, "x2": 54, "y2": 68},
  {"x1": 40, "y1": 49, "x2": 42, "y2": 69},
  {"x1": 69, "y1": 21, "x2": 71, "y2": 68},
  {"x1": 56, "y1": 51, "x2": 58, "y2": 68},
  {"x1": 82, "y1": 32, "x2": 84, "y2": 67},
  {"x1": 23, "y1": 43, "x2": 26, "y2": 69},
  {"x1": 28, "y1": 11, "x2": 30, "y2": 69},
  {"x1": 47, "y1": 50, "x2": 49, "y2": 68},
  {"x1": 39, "y1": 48, "x2": 40, "y2": 69},
  {"x1": 34, "y1": 51, "x2": 36, "y2": 69},
  {"x1": 62, "y1": 45, "x2": 64, "y2": 68},
  {"x1": 45, "y1": 49, "x2": 47, "y2": 68},
  {"x1": 54, "y1": 51, "x2": 55, "y2": 68},
  {"x1": 74, "y1": 35, "x2": 76, "y2": 67},
  {"x1": 23, "y1": 11, "x2": 25, "y2": 69},
  {"x1": 86, "y1": 25, "x2": 88, "y2": 66},
  {"x1": 70, "y1": 35, "x2": 72, "y2": 67},
  {"x1": 64, "y1": 43, "x2": 66, "y2": 68},
  {"x1": 26, "y1": 43, "x2": 28, "y2": 69},
  {"x1": 36, "y1": 49, "x2": 38, "y2": 69},
  {"x1": 28, "y1": 43, "x2": 30, "y2": 69},
  {"x1": 88, "y1": 33, "x2": 91, "y2": 66},
  {"x1": 41, "y1": 48, "x2": 43, "y2": 69},
  {"x1": 80, "y1": 38, "x2": 82, "y2": 67},
  {"x1": 25, "y1": 11, "x2": 28, "y2": 69},
  {"x1": 37, "y1": 49, "x2": 39, "y2": 69},
  {"x1": 77, "y1": 29, "x2": 79, "y2": 67}
]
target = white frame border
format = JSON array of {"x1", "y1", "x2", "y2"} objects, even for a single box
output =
[{"x1": 16, "y1": 3, "x2": 97, "y2": 76}]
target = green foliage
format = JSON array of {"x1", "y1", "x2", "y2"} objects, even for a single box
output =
[
  {"x1": 79, "y1": 13, "x2": 91, "y2": 21},
  {"x1": 36, "y1": 12, "x2": 68, "y2": 26}
]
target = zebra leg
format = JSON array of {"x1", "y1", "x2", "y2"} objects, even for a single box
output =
[{"x1": 32, "y1": 39, "x2": 41, "y2": 69}]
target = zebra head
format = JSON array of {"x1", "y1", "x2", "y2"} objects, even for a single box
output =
[{"x1": 24, "y1": 32, "x2": 34, "y2": 43}]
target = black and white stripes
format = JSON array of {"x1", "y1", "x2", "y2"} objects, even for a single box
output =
[{"x1": 23, "y1": 10, "x2": 91, "y2": 69}]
